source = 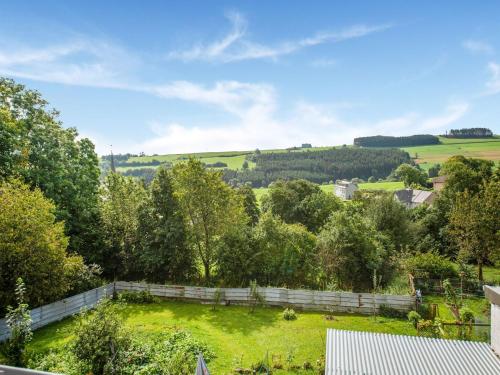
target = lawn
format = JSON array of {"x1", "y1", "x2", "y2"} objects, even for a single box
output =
[{"x1": 26, "y1": 300, "x2": 415, "y2": 374}]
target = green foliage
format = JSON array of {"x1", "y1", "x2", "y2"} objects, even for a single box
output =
[
  {"x1": 317, "y1": 210, "x2": 392, "y2": 291},
  {"x1": 0, "y1": 180, "x2": 71, "y2": 312},
  {"x1": 460, "y1": 307, "x2": 475, "y2": 323},
  {"x1": 364, "y1": 192, "x2": 411, "y2": 251},
  {"x1": 63, "y1": 256, "x2": 103, "y2": 296},
  {"x1": 394, "y1": 163, "x2": 428, "y2": 187},
  {"x1": 402, "y1": 252, "x2": 457, "y2": 279},
  {"x1": 173, "y1": 158, "x2": 247, "y2": 282},
  {"x1": 236, "y1": 184, "x2": 260, "y2": 226},
  {"x1": 449, "y1": 179, "x2": 500, "y2": 281},
  {"x1": 137, "y1": 167, "x2": 195, "y2": 283},
  {"x1": 283, "y1": 308, "x2": 297, "y2": 321},
  {"x1": 71, "y1": 299, "x2": 131, "y2": 375},
  {"x1": 212, "y1": 288, "x2": 223, "y2": 310},
  {"x1": 407, "y1": 311, "x2": 421, "y2": 328},
  {"x1": 2, "y1": 278, "x2": 33, "y2": 366},
  {"x1": 253, "y1": 213, "x2": 318, "y2": 288},
  {"x1": 99, "y1": 173, "x2": 147, "y2": 278},
  {"x1": 224, "y1": 147, "x2": 411, "y2": 187},
  {"x1": 0, "y1": 78, "x2": 103, "y2": 259},
  {"x1": 354, "y1": 134, "x2": 439, "y2": 147},
  {"x1": 118, "y1": 290, "x2": 159, "y2": 304},
  {"x1": 378, "y1": 305, "x2": 406, "y2": 319}
]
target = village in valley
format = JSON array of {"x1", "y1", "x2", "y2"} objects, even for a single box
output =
[{"x1": 1, "y1": 2, "x2": 500, "y2": 374}]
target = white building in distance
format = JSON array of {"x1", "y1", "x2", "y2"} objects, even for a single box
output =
[{"x1": 334, "y1": 180, "x2": 358, "y2": 200}]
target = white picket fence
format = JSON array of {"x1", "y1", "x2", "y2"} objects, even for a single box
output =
[{"x1": 0, "y1": 282, "x2": 415, "y2": 341}]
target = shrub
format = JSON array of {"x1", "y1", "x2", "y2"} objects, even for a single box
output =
[
  {"x1": 460, "y1": 307, "x2": 475, "y2": 323},
  {"x1": 283, "y1": 308, "x2": 297, "y2": 321},
  {"x1": 378, "y1": 304, "x2": 406, "y2": 319},
  {"x1": 118, "y1": 290, "x2": 159, "y2": 304},
  {"x1": 1, "y1": 279, "x2": 32, "y2": 366},
  {"x1": 416, "y1": 303, "x2": 432, "y2": 320},
  {"x1": 407, "y1": 311, "x2": 422, "y2": 328},
  {"x1": 71, "y1": 299, "x2": 131, "y2": 375},
  {"x1": 402, "y1": 252, "x2": 458, "y2": 279},
  {"x1": 249, "y1": 280, "x2": 265, "y2": 313}
]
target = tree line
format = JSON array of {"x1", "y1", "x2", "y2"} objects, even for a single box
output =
[
  {"x1": 353, "y1": 134, "x2": 440, "y2": 147},
  {"x1": 443, "y1": 128, "x2": 493, "y2": 138},
  {"x1": 223, "y1": 147, "x2": 411, "y2": 187},
  {"x1": 1, "y1": 77, "x2": 499, "y2": 315}
]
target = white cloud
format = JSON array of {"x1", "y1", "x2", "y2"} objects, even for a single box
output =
[
  {"x1": 0, "y1": 38, "x2": 138, "y2": 88},
  {"x1": 485, "y1": 62, "x2": 500, "y2": 95},
  {"x1": 131, "y1": 78, "x2": 469, "y2": 154},
  {"x1": 167, "y1": 12, "x2": 391, "y2": 63},
  {"x1": 463, "y1": 39, "x2": 494, "y2": 55}
]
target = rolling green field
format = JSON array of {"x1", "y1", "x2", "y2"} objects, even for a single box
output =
[
  {"x1": 402, "y1": 136, "x2": 500, "y2": 170},
  {"x1": 26, "y1": 301, "x2": 415, "y2": 374},
  {"x1": 114, "y1": 137, "x2": 500, "y2": 176}
]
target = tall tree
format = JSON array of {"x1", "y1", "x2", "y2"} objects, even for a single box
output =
[
  {"x1": 449, "y1": 180, "x2": 500, "y2": 281},
  {"x1": 317, "y1": 210, "x2": 392, "y2": 291},
  {"x1": 394, "y1": 163, "x2": 428, "y2": 187},
  {"x1": 137, "y1": 168, "x2": 194, "y2": 282},
  {"x1": 172, "y1": 158, "x2": 247, "y2": 282},
  {"x1": 0, "y1": 78, "x2": 102, "y2": 258},
  {"x1": 236, "y1": 184, "x2": 260, "y2": 226},
  {"x1": 99, "y1": 173, "x2": 147, "y2": 279}
]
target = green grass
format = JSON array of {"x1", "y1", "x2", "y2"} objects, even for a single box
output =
[
  {"x1": 401, "y1": 136, "x2": 500, "y2": 169},
  {"x1": 25, "y1": 300, "x2": 415, "y2": 374},
  {"x1": 483, "y1": 265, "x2": 500, "y2": 284}
]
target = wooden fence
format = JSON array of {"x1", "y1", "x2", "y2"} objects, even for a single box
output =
[
  {"x1": 114, "y1": 281, "x2": 415, "y2": 314},
  {"x1": 0, "y1": 282, "x2": 415, "y2": 342}
]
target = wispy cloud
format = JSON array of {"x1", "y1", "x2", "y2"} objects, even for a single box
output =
[
  {"x1": 485, "y1": 62, "x2": 500, "y2": 95},
  {"x1": 463, "y1": 39, "x2": 494, "y2": 55},
  {"x1": 0, "y1": 38, "x2": 139, "y2": 88},
  {"x1": 310, "y1": 58, "x2": 337, "y2": 68},
  {"x1": 167, "y1": 12, "x2": 391, "y2": 63}
]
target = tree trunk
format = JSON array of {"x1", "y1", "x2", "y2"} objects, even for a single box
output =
[
  {"x1": 478, "y1": 259, "x2": 483, "y2": 283},
  {"x1": 204, "y1": 262, "x2": 210, "y2": 283}
]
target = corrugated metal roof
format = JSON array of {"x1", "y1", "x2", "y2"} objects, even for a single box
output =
[{"x1": 325, "y1": 329, "x2": 500, "y2": 374}]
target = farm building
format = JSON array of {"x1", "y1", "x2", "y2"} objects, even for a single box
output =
[
  {"x1": 334, "y1": 180, "x2": 358, "y2": 200},
  {"x1": 432, "y1": 175, "x2": 448, "y2": 191},
  {"x1": 394, "y1": 188, "x2": 436, "y2": 208}
]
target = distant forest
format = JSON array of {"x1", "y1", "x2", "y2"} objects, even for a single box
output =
[
  {"x1": 353, "y1": 134, "x2": 439, "y2": 147},
  {"x1": 223, "y1": 148, "x2": 411, "y2": 187},
  {"x1": 443, "y1": 128, "x2": 493, "y2": 138}
]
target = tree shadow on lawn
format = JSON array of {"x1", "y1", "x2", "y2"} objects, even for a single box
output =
[{"x1": 119, "y1": 299, "x2": 281, "y2": 335}]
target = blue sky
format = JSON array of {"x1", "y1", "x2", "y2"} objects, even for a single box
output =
[{"x1": 1, "y1": 1, "x2": 499, "y2": 155}]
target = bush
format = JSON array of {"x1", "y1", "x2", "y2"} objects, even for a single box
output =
[
  {"x1": 283, "y1": 308, "x2": 297, "y2": 321},
  {"x1": 71, "y1": 299, "x2": 131, "y2": 375},
  {"x1": 64, "y1": 256, "x2": 103, "y2": 296},
  {"x1": 460, "y1": 307, "x2": 475, "y2": 323},
  {"x1": 407, "y1": 311, "x2": 422, "y2": 328},
  {"x1": 378, "y1": 304, "x2": 406, "y2": 319},
  {"x1": 402, "y1": 252, "x2": 458, "y2": 279},
  {"x1": 118, "y1": 290, "x2": 159, "y2": 304},
  {"x1": 416, "y1": 303, "x2": 432, "y2": 320}
]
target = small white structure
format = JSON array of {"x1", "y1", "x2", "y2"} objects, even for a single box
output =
[
  {"x1": 334, "y1": 180, "x2": 358, "y2": 200},
  {"x1": 484, "y1": 285, "x2": 500, "y2": 356}
]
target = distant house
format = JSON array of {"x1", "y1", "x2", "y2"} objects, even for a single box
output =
[
  {"x1": 432, "y1": 175, "x2": 448, "y2": 191},
  {"x1": 334, "y1": 180, "x2": 358, "y2": 200},
  {"x1": 301, "y1": 143, "x2": 312, "y2": 148},
  {"x1": 394, "y1": 189, "x2": 436, "y2": 208}
]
